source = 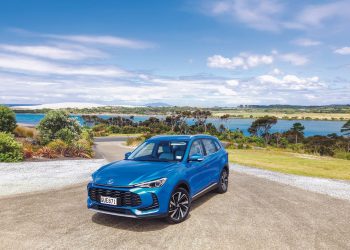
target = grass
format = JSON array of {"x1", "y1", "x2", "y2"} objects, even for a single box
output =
[
  {"x1": 213, "y1": 111, "x2": 350, "y2": 120},
  {"x1": 228, "y1": 149, "x2": 350, "y2": 180}
]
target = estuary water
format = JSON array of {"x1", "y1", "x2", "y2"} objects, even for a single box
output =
[{"x1": 15, "y1": 113, "x2": 346, "y2": 137}]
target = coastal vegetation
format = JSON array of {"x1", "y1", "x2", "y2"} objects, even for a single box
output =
[
  {"x1": 0, "y1": 106, "x2": 94, "y2": 162},
  {"x1": 82, "y1": 111, "x2": 350, "y2": 161},
  {"x1": 12, "y1": 104, "x2": 350, "y2": 121}
]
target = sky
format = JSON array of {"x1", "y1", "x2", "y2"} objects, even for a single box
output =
[{"x1": 0, "y1": 0, "x2": 350, "y2": 107}]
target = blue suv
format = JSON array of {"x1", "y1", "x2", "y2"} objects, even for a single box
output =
[{"x1": 87, "y1": 134, "x2": 229, "y2": 223}]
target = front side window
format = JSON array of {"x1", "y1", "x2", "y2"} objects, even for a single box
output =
[
  {"x1": 128, "y1": 141, "x2": 187, "y2": 162},
  {"x1": 202, "y1": 139, "x2": 218, "y2": 155},
  {"x1": 189, "y1": 140, "x2": 204, "y2": 157}
]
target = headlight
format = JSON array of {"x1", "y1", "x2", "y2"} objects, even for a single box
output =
[{"x1": 134, "y1": 178, "x2": 167, "y2": 188}]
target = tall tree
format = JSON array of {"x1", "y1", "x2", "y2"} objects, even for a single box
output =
[
  {"x1": 248, "y1": 116, "x2": 277, "y2": 144},
  {"x1": 290, "y1": 122, "x2": 305, "y2": 144},
  {"x1": 341, "y1": 120, "x2": 350, "y2": 135}
]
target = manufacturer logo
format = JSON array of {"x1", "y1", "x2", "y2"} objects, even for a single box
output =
[{"x1": 107, "y1": 179, "x2": 114, "y2": 185}]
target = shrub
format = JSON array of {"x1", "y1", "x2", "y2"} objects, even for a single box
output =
[
  {"x1": 334, "y1": 150, "x2": 350, "y2": 160},
  {"x1": 56, "y1": 128, "x2": 78, "y2": 143},
  {"x1": 37, "y1": 111, "x2": 81, "y2": 144},
  {"x1": 81, "y1": 129, "x2": 94, "y2": 145},
  {"x1": 14, "y1": 126, "x2": 37, "y2": 138},
  {"x1": 0, "y1": 132, "x2": 23, "y2": 162},
  {"x1": 67, "y1": 139, "x2": 94, "y2": 158},
  {"x1": 35, "y1": 147, "x2": 57, "y2": 158},
  {"x1": 47, "y1": 139, "x2": 68, "y2": 156},
  {"x1": 0, "y1": 106, "x2": 17, "y2": 133},
  {"x1": 22, "y1": 143, "x2": 34, "y2": 159},
  {"x1": 126, "y1": 136, "x2": 144, "y2": 147}
]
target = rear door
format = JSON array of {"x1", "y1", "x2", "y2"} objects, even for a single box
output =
[
  {"x1": 186, "y1": 139, "x2": 208, "y2": 196},
  {"x1": 201, "y1": 139, "x2": 222, "y2": 184}
]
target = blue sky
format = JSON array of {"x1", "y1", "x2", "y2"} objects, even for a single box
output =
[{"x1": 0, "y1": 0, "x2": 350, "y2": 106}]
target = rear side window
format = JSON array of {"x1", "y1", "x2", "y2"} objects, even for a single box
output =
[
  {"x1": 202, "y1": 139, "x2": 218, "y2": 156},
  {"x1": 189, "y1": 140, "x2": 204, "y2": 157}
]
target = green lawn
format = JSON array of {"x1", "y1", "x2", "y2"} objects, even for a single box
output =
[{"x1": 228, "y1": 149, "x2": 350, "y2": 180}]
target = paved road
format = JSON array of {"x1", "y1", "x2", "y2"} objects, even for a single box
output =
[{"x1": 1, "y1": 141, "x2": 350, "y2": 249}]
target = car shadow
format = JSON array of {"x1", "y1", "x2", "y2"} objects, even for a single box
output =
[{"x1": 91, "y1": 190, "x2": 219, "y2": 231}]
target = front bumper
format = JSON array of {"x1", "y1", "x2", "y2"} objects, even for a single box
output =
[{"x1": 87, "y1": 182, "x2": 169, "y2": 218}]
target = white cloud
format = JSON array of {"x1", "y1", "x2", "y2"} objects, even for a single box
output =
[
  {"x1": 292, "y1": 38, "x2": 321, "y2": 47},
  {"x1": 256, "y1": 73, "x2": 324, "y2": 90},
  {"x1": 0, "y1": 44, "x2": 105, "y2": 60},
  {"x1": 201, "y1": 0, "x2": 350, "y2": 32},
  {"x1": 206, "y1": 0, "x2": 284, "y2": 32},
  {"x1": 45, "y1": 34, "x2": 154, "y2": 49},
  {"x1": 0, "y1": 54, "x2": 128, "y2": 77},
  {"x1": 334, "y1": 47, "x2": 350, "y2": 55},
  {"x1": 279, "y1": 53, "x2": 309, "y2": 66},
  {"x1": 296, "y1": 1, "x2": 350, "y2": 28},
  {"x1": 226, "y1": 79, "x2": 239, "y2": 86},
  {"x1": 207, "y1": 53, "x2": 273, "y2": 69}
]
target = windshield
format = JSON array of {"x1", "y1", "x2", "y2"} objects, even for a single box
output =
[{"x1": 127, "y1": 140, "x2": 188, "y2": 162}]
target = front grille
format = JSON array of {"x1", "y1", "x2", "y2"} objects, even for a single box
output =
[
  {"x1": 139, "y1": 193, "x2": 159, "y2": 211},
  {"x1": 91, "y1": 205, "x2": 133, "y2": 215},
  {"x1": 88, "y1": 187, "x2": 141, "y2": 207}
]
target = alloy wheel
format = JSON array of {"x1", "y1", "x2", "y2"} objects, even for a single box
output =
[
  {"x1": 169, "y1": 191, "x2": 189, "y2": 221},
  {"x1": 221, "y1": 170, "x2": 228, "y2": 191}
]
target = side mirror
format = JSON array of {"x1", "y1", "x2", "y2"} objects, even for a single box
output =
[
  {"x1": 188, "y1": 153, "x2": 204, "y2": 162},
  {"x1": 125, "y1": 152, "x2": 132, "y2": 159}
]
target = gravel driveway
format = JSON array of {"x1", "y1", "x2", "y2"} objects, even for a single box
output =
[
  {"x1": 0, "y1": 140, "x2": 349, "y2": 249},
  {"x1": 0, "y1": 159, "x2": 107, "y2": 197}
]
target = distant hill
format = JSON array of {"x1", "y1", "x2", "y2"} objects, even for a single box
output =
[{"x1": 144, "y1": 102, "x2": 172, "y2": 107}]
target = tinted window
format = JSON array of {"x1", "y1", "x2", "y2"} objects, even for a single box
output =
[
  {"x1": 128, "y1": 141, "x2": 187, "y2": 162},
  {"x1": 189, "y1": 140, "x2": 204, "y2": 157},
  {"x1": 202, "y1": 139, "x2": 218, "y2": 155}
]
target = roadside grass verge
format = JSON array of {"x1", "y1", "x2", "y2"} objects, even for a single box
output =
[{"x1": 228, "y1": 149, "x2": 350, "y2": 180}]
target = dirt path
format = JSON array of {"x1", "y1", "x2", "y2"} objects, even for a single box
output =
[{"x1": 1, "y1": 140, "x2": 350, "y2": 249}]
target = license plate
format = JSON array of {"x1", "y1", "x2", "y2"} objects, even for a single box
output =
[{"x1": 100, "y1": 196, "x2": 118, "y2": 206}]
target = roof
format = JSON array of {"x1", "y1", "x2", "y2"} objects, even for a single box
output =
[{"x1": 149, "y1": 134, "x2": 217, "y2": 141}]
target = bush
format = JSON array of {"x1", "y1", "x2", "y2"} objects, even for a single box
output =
[
  {"x1": 0, "y1": 106, "x2": 17, "y2": 133},
  {"x1": 22, "y1": 143, "x2": 34, "y2": 159},
  {"x1": 0, "y1": 132, "x2": 23, "y2": 162},
  {"x1": 47, "y1": 139, "x2": 68, "y2": 156},
  {"x1": 334, "y1": 150, "x2": 350, "y2": 160},
  {"x1": 37, "y1": 111, "x2": 81, "y2": 144},
  {"x1": 66, "y1": 139, "x2": 94, "y2": 158},
  {"x1": 56, "y1": 128, "x2": 78, "y2": 143},
  {"x1": 14, "y1": 126, "x2": 37, "y2": 138},
  {"x1": 35, "y1": 147, "x2": 57, "y2": 159}
]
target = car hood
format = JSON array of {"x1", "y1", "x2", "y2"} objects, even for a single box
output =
[{"x1": 93, "y1": 160, "x2": 177, "y2": 186}]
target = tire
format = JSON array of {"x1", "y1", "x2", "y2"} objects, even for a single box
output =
[
  {"x1": 166, "y1": 187, "x2": 191, "y2": 224},
  {"x1": 216, "y1": 168, "x2": 229, "y2": 194}
]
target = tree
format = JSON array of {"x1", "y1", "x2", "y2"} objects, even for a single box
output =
[
  {"x1": 341, "y1": 120, "x2": 350, "y2": 135},
  {"x1": 219, "y1": 114, "x2": 230, "y2": 131},
  {"x1": 290, "y1": 122, "x2": 305, "y2": 144},
  {"x1": 0, "y1": 105, "x2": 17, "y2": 133},
  {"x1": 191, "y1": 110, "x2": 211, "y2": 133},
  {"x1": 37, "y1": 111, "x2": 81, "y2": 144},
  {"x1": 248, "y1": 116, "x2": 277, "y2": 144}
]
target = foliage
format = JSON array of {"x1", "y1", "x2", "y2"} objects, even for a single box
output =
[
  {"x1": 0, "y1": 132, "x2": 23, "y2": 162},
  {"x1": 47, "y1": 139, "x2": 68, "y2": 156},
  {"x1": 37, "y1": 111, "x2": 81, "y2": 144},
  {"x1": 0, "y1": 105, "x2": 17, "y2": 133},
  {"x1": 35, "y1": 146, "x2": 57, "y2": 158},
  {"x1": 286, "y1": 122, "x2": 305, "y2": 144},
  {"x1": 22, "y1": 143, "x2": 34, "y2": 159},
  {"x1": 341, "y1": 120, "x2": 350, "y2": 135},
  {"x1": 66, "y1": 139, "x2": 94, "y2": 158},
  {"x1": 248, "y1": 116, "x2": 277, "y2": 144},
  {"x1": 14, "y1": 126, "x2": 37, "y2": 138}
]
